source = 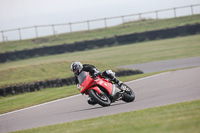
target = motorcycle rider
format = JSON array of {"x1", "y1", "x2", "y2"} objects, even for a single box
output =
[{"x1": 70, "y1": 61, "x2": 123, "y2": 105}]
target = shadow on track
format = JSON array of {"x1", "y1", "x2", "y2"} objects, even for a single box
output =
[{"x1": 58, "y1": 102, "x2": 127, "y2": 115}]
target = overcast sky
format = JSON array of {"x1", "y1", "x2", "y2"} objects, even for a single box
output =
[
  {"x1": 0, "y1": 0, "x2": 200, "y2": 31},
  {"x1": 0, "y1": 0, "x2": 199, "y2": 41}
]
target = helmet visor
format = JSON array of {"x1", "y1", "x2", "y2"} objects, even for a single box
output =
[{"x1": 73, "y1": 69, "x2": 79, "y2": 75}]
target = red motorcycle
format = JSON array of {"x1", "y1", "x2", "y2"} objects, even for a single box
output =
[{"x1": 78, "y1": 71, "x2": 135, "y2": 106}]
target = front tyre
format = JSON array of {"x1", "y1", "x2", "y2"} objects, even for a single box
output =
[
  {"x1": 89, "y1": 89, "x2": 111, "y2": 107},
  {"x1": 122, "y1": 84, "x2": 135, "y2": 102}
]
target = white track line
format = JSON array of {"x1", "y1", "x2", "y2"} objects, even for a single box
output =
[
  {"x1": 125, "y1": 72, "x2": 170, "y2": 84},
  {"x1": 0, "y1": 94, "x2": 81, "y2": 117},
  {"x1": 0, "y1": 72, "x2": 170, "y2": 117}
]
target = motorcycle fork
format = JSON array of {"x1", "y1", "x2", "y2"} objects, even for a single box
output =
[{"x1": 111, "y1": 84, "x2": 123, "y2": 101}]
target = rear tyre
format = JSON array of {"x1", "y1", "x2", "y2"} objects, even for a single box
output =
[
  {"x1": 121, "y1": 84, "x2": 135, "y2": 102},
  {"x1": 89, "y1": 89, "x2": 111, "y2": 107}
]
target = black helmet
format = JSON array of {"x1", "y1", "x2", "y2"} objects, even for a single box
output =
[{"x1": 70, "y1": 61, "x2": 83, "y2": 75}]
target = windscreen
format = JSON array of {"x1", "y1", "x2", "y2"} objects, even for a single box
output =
[{"x1": 77, "y1": 71, "x2": 88, "y2": 84}]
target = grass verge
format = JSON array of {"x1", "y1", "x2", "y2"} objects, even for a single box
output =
[
  {"x1": 1, "y1": 65, "x2": 196, "y2": 115},
  {"x1": 0, "y1": 85, "x2": 78, "y2": 114},
  {"x1": 0, "y1": 34, "x2": 199, "y2": 87},
  {"x1": 0, "y1": 14, "x2": 200, "y2": 53},
  {"x1": 13, "y1": 99, "x2": 200, "y2": 133},
  {"x1": 0, "y1": 70, "x2": 165, "y2": 114},
  {"x1": 0, "y1": 61, "x2": 116, "y2": 87},
  {"x1": 1, "y1": 34, "x2": 200, "y2": 71}
]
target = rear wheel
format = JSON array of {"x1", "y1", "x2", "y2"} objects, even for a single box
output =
[
  {"x1": 89, "y1": 89, "x2": 111, "y2": 107},
  {"x1": 121, "y1": 84, "x2": 135, "y2": 102}
]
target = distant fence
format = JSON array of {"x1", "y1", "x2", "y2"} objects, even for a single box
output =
[
  {"x1": 1, "y1": 4, "x2": 200, "y2": 42},
  {"x1": 0, "y1": 23, "x2": 200, "y2": 63}
]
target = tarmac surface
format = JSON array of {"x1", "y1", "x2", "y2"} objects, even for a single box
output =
[
  {"x1": 0, "y1": 57, "x2": 200, "y2": 132},
  {"x1": 118, "y1": 56, "x2": 200, "y2": 73}
]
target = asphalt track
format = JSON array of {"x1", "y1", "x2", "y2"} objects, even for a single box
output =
[
  {"x1": 118, "y1": 56, "x2": 200, "y2": 73},
  {"x1": 0, "y1": 57, "x2": 200, "y2": 132}
]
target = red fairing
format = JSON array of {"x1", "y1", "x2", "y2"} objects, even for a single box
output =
[
  {"x1": 77, "y1": 71, "x2": 135, "y2": 106},
  {"x1": 88, "y1": 86, "x2": 102, "y2": 95},
  {"x1": 78, "y1": 72, "x2": 113, "y2": 95},
  {"x1": 94, "y1": 78, "x2": 113, "y2": 95},
  {"x1": 79, "y1": 73, "x2": 94, "y2": 94}
]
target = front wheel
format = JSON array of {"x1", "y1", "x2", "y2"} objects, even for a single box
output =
[
  {"x1": 121, "y1": 84, "x2": 135, "y2": 102},
  {"x1": 89, "y1": 89, "x2": 111, "y2": 107}
]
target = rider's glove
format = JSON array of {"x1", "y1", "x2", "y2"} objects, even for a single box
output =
[
  {"x1": 92, "y1": 69, "x2": 100, "y2": 77},
  {"x1": 93, "y1": 71, "x2": 99, "y2": 77}
]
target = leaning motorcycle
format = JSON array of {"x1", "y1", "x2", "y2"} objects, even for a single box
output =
[{"x1": 77, "y1": 71, "x2": 135, "y2": 107}]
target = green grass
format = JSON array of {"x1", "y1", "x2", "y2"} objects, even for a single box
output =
[
  {"x1": 12, "y1": 99, "x2": 200, "y2": 133},
  {"x1": 0, "y1": 61, "x2": 115, "y2": 87},
  {"x1": 0, "y1": 66, "x2": 197, "y2": 115},
  {"x1": 0, "y1": 14, "x2": 200, "y2": 53},
  {"x1": 0, "y1": 85, "x2": 78, "y2": 114},
  {"x1": 0, "y1": 14, "x2": 199, "y2": 132},
  {"x1": 0, "y1": 70, "x2": 168, "y2": 114},
  {"x1": 0, "y1": 34, "x2": 200, "y2": 87}
]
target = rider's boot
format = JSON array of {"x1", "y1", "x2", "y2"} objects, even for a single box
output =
[
  {"x1": 87, "y1": 96, "x2": 96, "y2": 106},
  {"x1": 113, "y1": 78, "x2": 123, "y2": 88},
  {"x1": 102, "y1": 70, "x2": 124, "y2": 90}
]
